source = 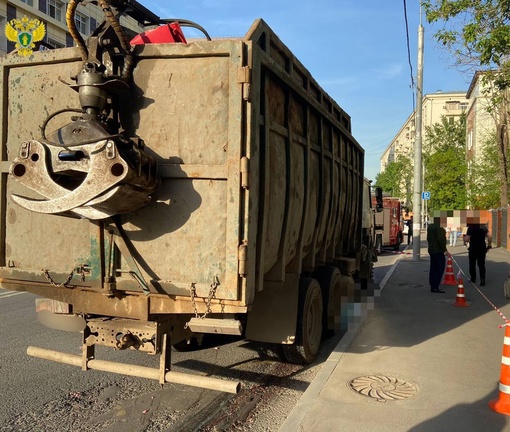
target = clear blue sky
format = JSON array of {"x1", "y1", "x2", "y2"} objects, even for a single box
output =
[{"x1": 139, "y1": 0, "x2": 471, "y2": 181}]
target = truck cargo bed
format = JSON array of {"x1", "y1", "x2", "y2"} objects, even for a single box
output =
[{"x1": 0, "y1": 14, "x2": 371, "y2": 386}]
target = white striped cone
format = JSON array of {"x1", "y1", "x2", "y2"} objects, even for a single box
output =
[
  {"x1": 489, "y1": 322, "x2": 510, "y2": 415},
  {"x1": 453, "y1": 278, "x2": 469, "y2": 307},
  {"x1": 442, "y1": 255, "x2": 457, "y2": 285}
]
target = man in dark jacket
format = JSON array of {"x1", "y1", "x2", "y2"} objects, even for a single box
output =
[
  {"x1": 406, "y1": 216, "x2": 413, "y2": 245},
  {"x1": 427, "y1": 218, "x2": 449, "y2": 293},
  {"x1": 464, "y1": 223, "x2": 492, "y2": 286}
]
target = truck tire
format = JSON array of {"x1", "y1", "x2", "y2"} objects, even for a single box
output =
[
  {"x1": 313, "y1": 266, "x2": 341, "y2": 339},
  {"x1": 359, "y1": 243, "x2": 374, "y2": 290},
  {"x1": 394, "y1": 233, "x2": 401, "y2": 251},
  {"x1": 360, "y1": 277, "x2": 369, "y2": 290},
  {"x1": 282, "y1": 278, "x2": 323, "y2": 365}
]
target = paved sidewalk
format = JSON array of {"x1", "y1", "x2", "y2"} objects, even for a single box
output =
[{"x1": 280, "y1": 237, "x2": 510, "y2": 432}]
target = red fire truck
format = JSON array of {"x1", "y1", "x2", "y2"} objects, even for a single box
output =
[{"x1": 372, "y1": 196, "x2": 404, "y2": 253}]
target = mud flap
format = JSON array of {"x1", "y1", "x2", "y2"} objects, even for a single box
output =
[{"x1": 245, "y1": 273, "x2": 299, "y2": 344}]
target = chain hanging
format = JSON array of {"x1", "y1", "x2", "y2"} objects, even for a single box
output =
[
  {"x1": 185, "y1": 277, "x2": 220, "y2": 329},
  {"x1": 189, "y1": 282, "x2": 199, "y2": 319},
  {"x1": 42, "y1": 265, "x2": 87, "y2": 287},
  {"x1": 42, "y1": 268, "x2": 75, "y2": 287}
]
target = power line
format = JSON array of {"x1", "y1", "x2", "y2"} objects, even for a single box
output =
[{"x1": 403, "y1": 0, "x2": 416, "y2": 111}]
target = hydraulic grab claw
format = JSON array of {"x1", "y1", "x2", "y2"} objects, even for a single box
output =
[
  {"x1": 10, "y1": 135, "x2": 159, "y2": 219},
  {"x1": 8, "y1": 0, "x2": 160, "y2": 219}
]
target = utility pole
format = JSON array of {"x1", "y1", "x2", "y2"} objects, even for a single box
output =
[{"x1": 413, "y1": 9, "x2": 424, "y2": 260}]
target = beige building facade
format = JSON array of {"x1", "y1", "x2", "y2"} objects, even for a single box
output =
[
  {"x1": 465, "y1": 71, "x2": 496, "y2": 170},
  {"x1": 0, "y1": 0, "x2": 143, "y2": 55},
  {"x1": 380, "y1": 91, "x2": 468, "y2": 171}
]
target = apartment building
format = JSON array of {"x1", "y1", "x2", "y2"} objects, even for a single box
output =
[
  {"x1": 380, "y1": 91, "x2": 468, "y2": 171},
  {"x1": 0, "y1": 0, "x2": 144, "y2": 55},
  {"x1": 465, "y1": 71, "x2": 496, "y2": 169}
]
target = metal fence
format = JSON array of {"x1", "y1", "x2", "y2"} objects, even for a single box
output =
[{"x1": 432, "y1": 208, "x2": 510, "y2": 250}]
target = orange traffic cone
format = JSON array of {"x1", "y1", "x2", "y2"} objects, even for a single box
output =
[
  {"x1": 442, "y1": 255, "x2": 457, "y2": 285},
  {"x1": 489, "y1": 322, "x2": 510, "y2": 415},
  {"x1": 452, "y1": 277, "x2": 469, "y2": 307}
]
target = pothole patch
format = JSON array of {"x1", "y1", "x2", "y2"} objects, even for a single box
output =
[
  {"x1": 436, "y1": 298, "x2": 455, "y2": 303},
  {"x1": 348, "y1": 375, "x2": 417, "y2": 402},
  {"x1": 397, "y1": 283, "x2": 424, "y2": 289}
]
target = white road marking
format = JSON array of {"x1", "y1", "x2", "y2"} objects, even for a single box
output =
[{"x1": 0, "y1": 291, "x2": 26, "y2": 299}]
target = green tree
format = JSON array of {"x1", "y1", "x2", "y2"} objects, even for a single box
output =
[
  {"x1": 423, "y1": 115, "x2": 467, "y2": 211},
  {"x1": 423, "y1": 0, "x2": 510, "y2": 207},
  {"x1": 374, "y1": 161, "x2": 401, "y2": 195},
  {"x1": 469, "y1": 132, "x2": 505, "y2": 208},
  {"x1": 374, "y1": 155, "x2": 413, "y2": 206},
  {"x1": 423, "y1": 0, "x2": 510, "y2": 74}
]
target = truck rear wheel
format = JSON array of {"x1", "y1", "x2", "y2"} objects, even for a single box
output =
[
  {"x1": 282, "y1": 278, "x2": 323, "y2": 364},
  {"x1": 394, "y1": 234, "x2": 401, "y2": 251},
  {"x1": 314, "y1": 266, "x2": 341, "y2": 339}
]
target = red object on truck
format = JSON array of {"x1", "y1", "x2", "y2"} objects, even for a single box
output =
[{"x1": 130, "y1": 22, "x2": 187, "y2": 45}]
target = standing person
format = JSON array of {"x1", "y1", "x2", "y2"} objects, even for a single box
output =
[
  {"x1": 406, "y1": 216, "x2": 413, "y2": 245},
  {"x1": 464, "y1": 223, "x2": 492, "y2": 286},
  {"x1": 450, "y1": 226, "x2": 459, "y2": 247},
  {"x1": 427, "y1": 218, "x2": 449, "y2": 293}
]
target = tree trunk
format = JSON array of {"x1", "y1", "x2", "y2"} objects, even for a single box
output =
[{"x1": 496, "y1": 112, "x2": 509, "y2": 208}]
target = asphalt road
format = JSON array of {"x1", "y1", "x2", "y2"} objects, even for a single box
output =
[
  {"x1": 0, "y1": 251, "x2": 399, "y2": 432},
  {"x1": 0, "y1": 289, "x2": 330, "y2": 432}
]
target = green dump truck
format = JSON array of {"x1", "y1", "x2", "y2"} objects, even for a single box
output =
[{"x1": 0, "y1": 1, "x2": 376, "y2": 393}]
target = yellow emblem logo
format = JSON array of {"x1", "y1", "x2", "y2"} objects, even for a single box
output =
[{"x1": 5, "y1": 16, "x2": 46, "y2": 57}]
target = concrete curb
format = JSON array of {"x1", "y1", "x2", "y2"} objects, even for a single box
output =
[
  {"x1": 279, "y1": 251, "x2": 406, "y2": 432},
  {"x1": 278, "y1": 320, "x2": 365, "y2": 432}
]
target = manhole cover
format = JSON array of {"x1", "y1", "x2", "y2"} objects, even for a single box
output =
[{"x1": 348, "y1": 375, "x2": 417, "y2": 401}]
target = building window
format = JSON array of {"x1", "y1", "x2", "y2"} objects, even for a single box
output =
[
  {"x1": 48, "y1": 0, "x2": 64, "y2": 22},
  {"x1": 21, "y1": 0, "x2": 34, "y2": 5},
  {"x1": 46, "y1": 36, "x2": 64, "y2": 49},
  {"x1": 66, "y1": 33, "x2": 74, "y2": 47},
  {"x1": 446, "y1": 101, "x2": 460, "y2": 111},
  {"x1": 75, "y1": 12, "x2": 88, "y2": 34}
]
